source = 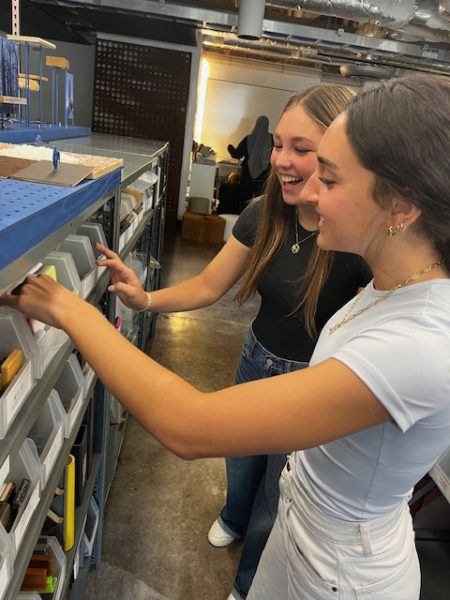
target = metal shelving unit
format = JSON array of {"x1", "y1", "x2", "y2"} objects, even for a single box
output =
[{"x1": 0, "y1": 134, "x2": 168, "y2": 600}]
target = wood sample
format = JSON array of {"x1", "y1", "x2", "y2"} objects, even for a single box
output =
[
  {"x1": 0, "y1": 156, "x2": 37, "y2": 178},
  {"x1": 46, "y1": 56, "x2": 70, "y2": 69},
  {"x1": 12, "y1": 160, "x2": 93, "y2": 187},
  {"x1": 0, "y1": 144, "x2": 123, "y2": 179},
  {"x1": 0, "y1": 96, "x2": 26, "y2": 105}
]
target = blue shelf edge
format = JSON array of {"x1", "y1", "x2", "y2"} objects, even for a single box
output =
[
  {"x1": 0, "y1": 126, "x2": 91, "y2": 144},
  {"x1": 0, "y1": 170, "x2": 121, "y2": 271}
]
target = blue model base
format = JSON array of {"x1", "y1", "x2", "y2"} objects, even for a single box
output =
[{"x1": 0, "y1": 125, "x2": 91, "y2": 144}]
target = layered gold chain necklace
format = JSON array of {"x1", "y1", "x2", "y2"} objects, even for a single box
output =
[{"x1": 329, "y1": 259, "x2": 444, "y2": 334}]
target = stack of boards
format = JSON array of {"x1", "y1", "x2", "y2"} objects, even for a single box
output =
[{"x1": 0, "y1": 143, "x2": 123, "y2": 186}]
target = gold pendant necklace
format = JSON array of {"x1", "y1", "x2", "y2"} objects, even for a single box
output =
[
  {"x1": 329, "y1": 259, "x2": 444, "y2": 334},
  {"x1": 291, "y1": 216, "x2": 316, "y2": 254}
]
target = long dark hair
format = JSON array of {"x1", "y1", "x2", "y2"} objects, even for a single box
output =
[
  {"x1": 235, "y1": 84, "x2": 356, "y2": 337},
  {"x1": 345, "y1": 74, "x2": 450, "y2": 272}
]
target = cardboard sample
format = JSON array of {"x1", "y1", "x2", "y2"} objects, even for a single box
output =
[
  {"x1": 0, "y1": 156, "x2": 37, "y2": 178},
  {"x1": 11, "y1": 160, "x2": 93, "y2": 187}
]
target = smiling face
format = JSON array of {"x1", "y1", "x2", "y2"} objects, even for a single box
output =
[
  {"x1": 270, "y1": 104, "x2": 324, "y2": 208},
  {"x1": 309, "y1": 114, "x2": 388, "y2": 258}
]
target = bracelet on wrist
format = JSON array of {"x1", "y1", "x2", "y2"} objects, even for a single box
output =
[{"x1": 137, "y1": 291, "x2": 152, "y2": 312}]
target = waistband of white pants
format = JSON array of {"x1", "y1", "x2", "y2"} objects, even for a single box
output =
[{"x1": 285, "y1": 453, "x2": 410, "y2": 546}]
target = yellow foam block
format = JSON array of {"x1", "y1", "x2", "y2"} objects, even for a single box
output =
[
  {"x1": 42, "y1": 264, "x2": 57, "y2": 281},
  {"x1": 45, "y1": 56, "x2": 70, "y2": 70},
  {"x1": 0, "y1": 349, "x2": 23, "y2": 390}
]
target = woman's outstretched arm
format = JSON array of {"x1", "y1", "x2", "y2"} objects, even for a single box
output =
[{"x1": 0, "y1": 276, "x2": 389, "y2": 460}]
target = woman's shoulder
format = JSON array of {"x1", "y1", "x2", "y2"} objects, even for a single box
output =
[{"x1": 232, "y1": 197, "x2": 264, "y2": 246}]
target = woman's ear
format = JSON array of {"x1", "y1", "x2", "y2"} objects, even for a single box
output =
[{"x1": 390, "y1": 195, "x2": 422, "y2": 228}]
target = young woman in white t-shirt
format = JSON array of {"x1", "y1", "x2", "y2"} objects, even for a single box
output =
[{"x1": 2, "y1": 73, "x2": 449, "y2": 600}]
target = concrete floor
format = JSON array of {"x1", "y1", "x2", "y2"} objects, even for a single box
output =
[{"x1": 84, "y1": 231, "x2": 259, "y2": 600}]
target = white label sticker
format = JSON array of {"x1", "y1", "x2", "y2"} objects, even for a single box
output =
[
  {"x1": 81, "y1": 269, "x2": 97, "y2": 298},
  {"x1": 14, "y1": 484, "x2": 39, "y2": 549},
  {"x1": 43, "y1": 426, "x2": 64, "y2": 483},
  {"x1": 0, "y1": 458, "x2": 10, "y2": 492},
  {"x1": 70, "y1": 393, "x2": 84, "y2": 431},
  {"x1": 5, "y1": 361, "x2": 33, "y2": 425},
  {"x1": 0, "y1": 555, "x2": 10, "y2": 599}
]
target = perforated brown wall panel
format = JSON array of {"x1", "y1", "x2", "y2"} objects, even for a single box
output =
[{"x1": 92, "y1": 38, "x2": 192, "y2": 231}]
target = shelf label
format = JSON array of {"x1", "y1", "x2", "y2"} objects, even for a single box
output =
[
  {"x1": 13, "y1": 484, "x2": 40, "y2": 550},
  {"x1": 0, "y1": 556, "x2": 10, "y2": 598},
  {"x1": 43, "y1": 426, "x2": 64, "y2": 484},
  {"x1": 70, "y1": 392, "x2": 84, "y2": 432},
  {"x1": 81, "y1": 269, "x2": 97, "y2": 299},
  {"x1": 0, "y1": 457, "x2": 10, "y2": 489},
  {"x1": 84, "y1": 365, "x2": 96, "y2": 394},
  {"x1": 5, "y1": 360, "x2": 33, "y2": 426}
]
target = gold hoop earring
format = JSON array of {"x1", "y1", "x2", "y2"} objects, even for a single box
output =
[{"x1": 388, "y1": 223, "x2": 406, "y2": 237}]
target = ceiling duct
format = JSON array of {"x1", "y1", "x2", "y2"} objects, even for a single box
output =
[
  {"x1": 339, "y1": 63, "x2": 394, "y2": 77},
  {"x1": 288, "y1": 0, "x2": 450, "y2": 42},
  {"x1": 237, "y1": 0, "x2": 265, "y2": 39}
]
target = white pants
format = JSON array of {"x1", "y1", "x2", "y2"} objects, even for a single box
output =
[{"x1": 248, "y1": 455, "x2": 421, "y2": 600}]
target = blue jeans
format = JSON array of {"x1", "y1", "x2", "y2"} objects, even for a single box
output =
[{"x1": 219, "y1": 328, "x2": 307, "y2": 599}]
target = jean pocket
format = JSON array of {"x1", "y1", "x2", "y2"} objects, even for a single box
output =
[{"x1": 289, "y1": 541, "x2": 341, "y2": 599}]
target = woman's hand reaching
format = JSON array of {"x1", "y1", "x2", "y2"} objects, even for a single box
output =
[
  {"x1": 0, "y1": 274, "x2": 82, "y2": 330},
  {"x1": 96, "y1": 243, "x2": 149, "y2": 311}
]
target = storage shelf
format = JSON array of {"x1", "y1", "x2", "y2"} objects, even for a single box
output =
[
  {"x1": 3, "y1": 406, "x2": 99, "y2": 600},
  {"x1": 119, "y1": 209, "x2": 154, "y2": 260},
  {"x1": 0, "y1": 134, "x2": 168, "y2": 600}
]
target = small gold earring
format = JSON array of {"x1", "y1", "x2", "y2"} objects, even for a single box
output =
[{"x1": 388, "y1": 223, "x2": 406, "y2": 237}]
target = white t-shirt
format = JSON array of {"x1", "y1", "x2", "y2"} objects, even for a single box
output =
[{"x1": 296, "y1": 279, "x2": 450, "y2": 521}]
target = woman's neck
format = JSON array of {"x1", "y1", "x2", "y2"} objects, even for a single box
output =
[
  {"x1": 368, "y1": 241, "x2": 447, "y2": 291},
  {"x1": 296, "y1": 205, "x2": 318, "y2": 232}
]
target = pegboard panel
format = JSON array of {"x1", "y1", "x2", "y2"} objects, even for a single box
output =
[
  {"x1": 0, "y1": 172, "x2": 120, "y2": 273},
  {"x1": 92, "y1": 39, "x2": 192, "y2": 231}
]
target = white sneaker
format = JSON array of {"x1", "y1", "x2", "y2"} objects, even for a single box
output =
[{"x1": 207, "y1": 519, "x2": 237, "y2": 547}]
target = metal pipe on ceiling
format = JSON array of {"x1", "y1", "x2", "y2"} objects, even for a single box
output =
[{"x1": 237, "y1": 0, "x2": 265, "y2": 39}]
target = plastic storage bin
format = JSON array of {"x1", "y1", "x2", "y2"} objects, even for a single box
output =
[
  {"x1": 58, "y1": 235, "x2": 97, "y2": 299},
  {"x1": 82, "y1": 496, "x2": 99, "y2": 559},
  {"x1": 0, "y1": 527, "x2": 13, "y2": 600},
  {"x1": 76, "y1": 222, "x2": 108, "y2": 257},
  {"x1": 0, "y1": 308, "x2": 38, "y2": 438},
  {"x1": 71, "y1": 424, "x2": 88, "y2": 506},
  {"x1": 42, "y1": 251, "x2": 81, "y2": 294},
  {"x1": 0, "y1": 438, "x2": 41, "y2": 555},
  {"x1": 133, "y1": 169, "x2": 159, "y2": 211},
  {"x1": 53, "y1": 354, "x2": 86, "y2": 437},
  {"x1": 18, "y1": 535, "x2": 67, "y2": 600},
  {"x1": 76, "y1": 222, "x2": 109, "y2": 279},
  {"x1": 27, "y1": 391, "x2": 65, "y2": 488}
]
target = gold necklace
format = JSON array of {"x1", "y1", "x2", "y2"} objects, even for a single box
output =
[
  {"x1": 291, "y1": 217, "x2": 316, "y2": 254},
  {"x1": 329, "y1": 259, "x2": 444, "y2": 334}
]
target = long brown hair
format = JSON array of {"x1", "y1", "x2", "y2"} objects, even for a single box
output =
[
  {"x1": 235, "y1": 84, "x2": 356, "y2": 337},
  {"x1": 346, "y1": 74, "x2": 450, "y2": 273}
]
